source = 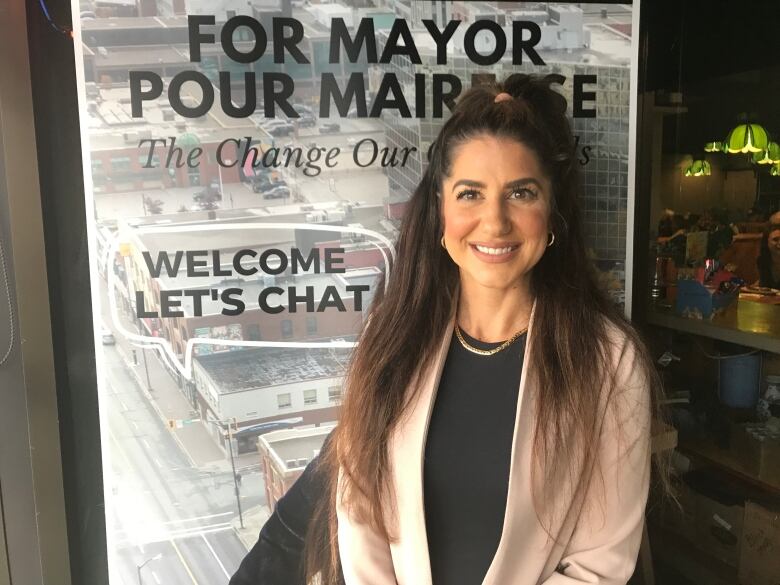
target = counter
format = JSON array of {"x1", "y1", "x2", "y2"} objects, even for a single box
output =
[{"x1": 646, "y1": 294, "x2": 780, "y2": 354}]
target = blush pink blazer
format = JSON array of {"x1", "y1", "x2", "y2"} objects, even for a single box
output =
[{"x1": 337, "y1": 299, "x2": 651, "y2": 585}]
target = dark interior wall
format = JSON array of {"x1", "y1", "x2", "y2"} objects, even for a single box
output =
[
  {"x1": 646, "y1": 1, "x2": 780, "y2": 213},
  {"x1": 677, "y1": 67, "x2": 780, "y2": 158},
  {"x1": 643, "y1": 0, "x2": 780, "y2": 157},
  {"x1": 24, "y1": 2, "x2": 107, "y2": 585},
  {"x1": 642, "y1": 0, "x2": 780, "y2": 93}
]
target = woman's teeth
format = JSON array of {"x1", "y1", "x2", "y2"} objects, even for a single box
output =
[{"x1": 474, "y1": 244, "x2": 518, "y2": 255}]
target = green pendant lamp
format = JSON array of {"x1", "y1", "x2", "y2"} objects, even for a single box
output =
[
  {"x1": 725, "y1": 118, "x2": 769, "y2": 154},
  {"x1": 752, "y1": 141, "x2": 780, "y2": 164},
  {"x1": 684, "y1": 159, "x2": 712, "y2": 176},
  {"x1": 704, "y1": 141, "x2": 723, "y2": 153}
]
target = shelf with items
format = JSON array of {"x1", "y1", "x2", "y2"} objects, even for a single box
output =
[
  {"x1": 649, "y1": 441, "x2": 780, "y2": 585},
  {"x1": 646, "y1": 297, "x2": 780, "y2": 355},
  {"x1": 646, "y1": 233, "x2": 780, "y2": 355},
  {"x1": 642, "y1": 321, "x2": 780, "y2": 585}
]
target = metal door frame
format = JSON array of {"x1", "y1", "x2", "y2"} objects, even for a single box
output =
[{"x1": 0, "y1": 1, "x2": 72, "y2": 583}]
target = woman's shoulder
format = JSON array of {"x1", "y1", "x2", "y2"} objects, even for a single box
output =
[
  {"x1": 587, "y1": 319, "x2": 653, "y2": 461},
  {"x1": 595, "y1": 317, "x2": 651, "y2": 402},
  {"x1": 600, "y1": 317, "x2": 651, "y2": 403},
  {"x1": 598, "y1": 316, "x2": 639, "y2": 363}
]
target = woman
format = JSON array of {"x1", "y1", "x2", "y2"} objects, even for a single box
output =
[
  {"x1": 656, "y1": 212, "x2": 687, "y2": 267},
  {"x1": 232, "y1": 74, "x2": 663, "y2": 585},
  {"x1": 755, "y1": 211, "x2": 780, "y2": 289}
]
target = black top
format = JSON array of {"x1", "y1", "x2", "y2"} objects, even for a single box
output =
[{"x1": 423, "y1": 326, "x2": 527, "y2": 585}]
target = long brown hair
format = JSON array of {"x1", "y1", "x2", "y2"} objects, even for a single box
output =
[
  {"x1": 304, "y1": 74, "x2": 667, "y2": 584},
  {"x1": 757, "y1": 219, "x2": 780, "y2": 286}
]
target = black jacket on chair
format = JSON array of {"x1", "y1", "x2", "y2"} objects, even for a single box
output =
[{"x1": 229, "y1": 432, "x2": 341, "y2": 585}]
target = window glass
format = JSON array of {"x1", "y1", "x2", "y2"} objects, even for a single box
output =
[
  {"x1": 328, "y1": 386, "x2": 342, "y2": 403},
  {"x1": 306, "y1": 315, "x2": 317, "y2": 335},
  {"x1": 637, "y1": 4, "x2": 780, "y2": 584},
  {"x1": 642, "y1": 2, "x2": 780, "y2": 352},
  {"x1": 109, "y1": 156, "x2": 131, "y2": 171},
  {"x1": 73, "y1": 3, "x2": 637, "y2": 582}
]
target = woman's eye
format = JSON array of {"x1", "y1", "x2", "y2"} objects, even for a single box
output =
[
  {"x1": 509, "y1": 188, "x2": 538, "y2": 200},
  {"x1": 455, "y1": 189, "x2": 480, "y2": 200},
  {"x1": 455, "y1": 188, "x2": 538, "y2": 201}
]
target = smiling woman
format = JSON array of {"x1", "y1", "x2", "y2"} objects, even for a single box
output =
[{"x1": 231, "y1": 74, "x2": 668, "y2": 585}]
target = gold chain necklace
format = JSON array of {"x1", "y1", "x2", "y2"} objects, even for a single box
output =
[{"x1": 455, "y1": 323, "x2": 528, "y2": 356}]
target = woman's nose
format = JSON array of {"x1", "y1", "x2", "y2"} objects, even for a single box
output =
[{"x1": 481, "y1": 198, "x2": 512, "y2": 234}]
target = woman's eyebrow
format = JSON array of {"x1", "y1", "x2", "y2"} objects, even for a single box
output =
[
  {"x1": 451, "y1": 179, "x2": 485, "y2": 190},
  {"x1": 505, "y1": 178, "x2": 543, "y2": 190},
  {"x1": 451, "y1": 177, "x2": 543, "y2": 191}
]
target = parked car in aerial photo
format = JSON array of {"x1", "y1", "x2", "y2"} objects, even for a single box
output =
[{"x1": 319, "y1": 122, "x2": 341, "y2": 134}]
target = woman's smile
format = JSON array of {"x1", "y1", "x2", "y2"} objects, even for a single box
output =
[{"x1": 469, "y1": 242, "x2": 521, "y2": 263}]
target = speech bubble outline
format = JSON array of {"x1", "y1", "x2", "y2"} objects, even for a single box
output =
[{"x1": 107, "y1": 222, "x2": 395, "y2": 379}]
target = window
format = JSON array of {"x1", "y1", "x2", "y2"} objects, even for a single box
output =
[
  {"x1": 281, "y1": 319, "x2": 293, "y2": 338},
  {"x1": 247, "y1": 323, "x2": 261, "y2": 340},
  {"x1": 138, "y1": 153, "x2": 160, "y2": 168},
  {"x1": 328, "y1": 386, "x2": 342, "y2": 403},
  {"x1": 232, "y1": 20, "x2": 251, "y2": 42},
  {"x1": 277, "y1": 393, "x2": 292, "y2": 409},
  {"x1": 109, "y1": 156, "x2": 131, "y2": 171},
  {"x1": 306, "y1": 315, "x2": 317, "y2": 335},
  {"x1": 303, "y1": 389, "x2": 317, "y2": 405}
]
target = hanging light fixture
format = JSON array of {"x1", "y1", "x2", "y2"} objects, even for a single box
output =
[
  {"x1": 704, "y1": 141, "x2": 723, "y2": 152},
  {"x1": 725, "y1": 118, "x2": 769, "y2": 153},
  {"x1": 683, "y1": 159, "x2": 712, "y2": 176},
  {"x1": 752, "y1": 141, "x2": 780, "y2": 164}
]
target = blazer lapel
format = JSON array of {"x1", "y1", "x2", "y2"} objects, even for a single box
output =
[
  {"x1": 388, "y1": 313, "x2": 455, "y2": 585},
  {"x1": 482, "y1": 298, "x2": 540, "y2": 585}
]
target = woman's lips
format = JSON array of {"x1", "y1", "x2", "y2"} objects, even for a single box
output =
[{"x1": 469, "y1": 243, "x2": 520, "y2": 263}]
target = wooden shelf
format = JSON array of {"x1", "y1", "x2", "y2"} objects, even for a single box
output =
[
  {"x1": 646, "y1": 298, "x2": 780, "y2": 354},
  {"x1": 678, "y1": 437, "x2": 780, "y2": 496}
]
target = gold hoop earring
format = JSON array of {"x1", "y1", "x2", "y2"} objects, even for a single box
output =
[
  {"x1": 441, "y1": 236, "x2": 447, "y2": 250},
  {"x1": 547, "y1": 232, "x2": 555, "y2": 247}
]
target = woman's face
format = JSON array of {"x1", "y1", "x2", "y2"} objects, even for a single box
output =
[
  {"x1": 769, "y1": 228, "x2": 780, "y2": 260},
  {"x1": 440, "y1": 135, "x2": 552, "y2": 294}
]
